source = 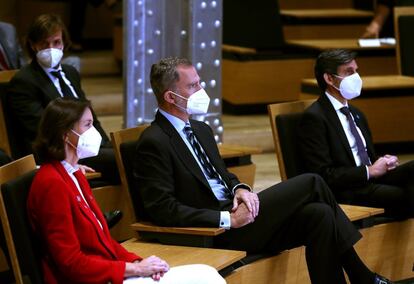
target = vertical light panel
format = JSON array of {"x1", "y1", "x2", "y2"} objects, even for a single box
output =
[{"x1": 124, "y1": 0, "x2": 223, "y2": 142}]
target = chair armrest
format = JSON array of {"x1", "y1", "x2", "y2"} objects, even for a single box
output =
[
  {"x1": 131, "y1": 222, "x2": 225, "y2": 236},
  {"x1": 340, "y1": 204, "x2": 384, "y2": 222},
  {"x1": 85, "y1": 172, "x2": 102, "y2": 180}
]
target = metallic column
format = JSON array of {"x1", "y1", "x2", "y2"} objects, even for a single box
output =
[{"x1": 124, "y1": 0, "x2": 223, "y2": 142}]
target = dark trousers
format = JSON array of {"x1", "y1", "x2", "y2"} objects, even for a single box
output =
[
  {"x1": 342, "y1": 160, "x2": 414, "y2": 218},
  {"x1": 216, "y1": 174, "x2": 361, "y2": 284}
]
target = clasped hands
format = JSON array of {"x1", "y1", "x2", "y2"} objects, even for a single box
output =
[
  {"x1": 230, "y1": 189, "x2": 260, "y2": 228},
  {"x1": 368, "y1": 154, "x2": 399, "y2": 179},
  {"x1": 125, "y1": 256, "x2": 170, "y2": 280}
]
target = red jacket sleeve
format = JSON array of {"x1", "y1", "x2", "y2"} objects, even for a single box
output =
[{"x1": 28, "y1": 172, "x2": 129, "y2": 284}]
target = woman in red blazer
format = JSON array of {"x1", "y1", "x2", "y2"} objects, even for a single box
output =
[{"x1": 28, "y1": 98, "x2": 225, "y2": 284}]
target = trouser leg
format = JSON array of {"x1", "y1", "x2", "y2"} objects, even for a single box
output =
[
  {"x1": 217, "y1": 174, "x2": 361, "y2": 255},
  {"x1": 377, "y1": 160, "x2": 414, "y2": 216},
  {"x1": 270, "y1": 202, "x2": 347, "y2": 284}
]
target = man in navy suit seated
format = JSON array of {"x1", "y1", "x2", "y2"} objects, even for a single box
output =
[{"x1": 298, "y1": 48, "x2": 414, "y2": 219}]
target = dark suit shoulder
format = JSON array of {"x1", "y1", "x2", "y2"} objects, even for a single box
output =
[
  {"x1": 8, "y1": 64, "x2": 43, "y2": 97},
  {"x1": 11, "y1": 63, "x2": 36, "y2": 81},
  {"x1": 302, "y1": 101, "x2": 326, "y2": 124},
  {"x1": 139, "y1": 122, "x2": 166, "y2": 142},
  {"x1": 348, "y1": 104, "x2": 366, "y2": 120},
  {"x1": 10, "y1": 61, "x2": 49, "y2": 85},
  {"x1": 62, "y1": 63, "x2": 80, "y2": 78},
  {"x1": 302, "y1": 99, "x2": 322, "y2": 117},
  {"x1": 190, "y1": 119, "x2": 214, "y2": 133}
]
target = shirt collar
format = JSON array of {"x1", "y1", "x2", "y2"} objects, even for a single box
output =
[
  {"x1": 158, "y1": 109, "x2": 189, "y2": 132},
  {"x1": 61, "y1": 160, "x2": 79, "y2": 175},
  {"x1": 39, "y1": 62, "x2": 62, "y2": 75},
  {"x1": 325, "y1": 91, "x2": 348, "y2": 111}
]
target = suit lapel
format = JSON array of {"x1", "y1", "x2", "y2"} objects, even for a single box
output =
[
  {"x1": 30, "y1": 61, "x2": 62, "y2": 101},
  {"x1": 61, "y1": 65, "x2": 83, "y2": 99},
  {"x1": 154, "y1": 112, "x2": 212, "y2": 191},
  {"x1": 349, "y1": 106, "x2": 376, "y2": 161},
  {"x1": 52, "y1": 162, "x2": 117, "y2": 258},
  {"x1": 318, "y1": 94, "x2": 356, "y2": 164}
]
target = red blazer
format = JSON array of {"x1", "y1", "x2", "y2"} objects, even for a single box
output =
[{"x1": 28, "y1": 161, "x2": 141, "y2": 284}]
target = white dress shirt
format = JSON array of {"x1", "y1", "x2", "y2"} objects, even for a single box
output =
[
  {"x1": 41, "y1": 64, "x2": 79, "y2": 98},
  {"x1": 325, "y1": 92, "x2": 370, "y2": 179},
  {"x1": 158, "y1": 109, "x2": 232, "y2": 229},
  {"x1": 61, "y1": 160, "x2": 103, "y2": 229}
]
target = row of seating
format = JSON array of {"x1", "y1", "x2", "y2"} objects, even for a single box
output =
[
  {"x1": 267, "y1": 100, "x2": 414, "y2": 281},
  {"x1": 224, "y1": 5, "x2": 412, "y2": 101},
  {"x1": 1, "y1": 111, "x2": 413, "y2": 283}
]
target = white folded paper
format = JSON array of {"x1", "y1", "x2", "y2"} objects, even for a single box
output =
[{"x1": 358, "y1": 38, "x2": 396, "y2": 47}]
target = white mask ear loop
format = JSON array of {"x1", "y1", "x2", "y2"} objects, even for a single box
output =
[
  {"x1": 170, "y1": 91, "x2": 188, "y2": 113},
  {"x1": 65, "y1": 130, "x2": 78, "y2": 150},
  {"x1": 330, "y1": 74, "x2": 342, "y2": 90},
  {"x1": 170, "y1": 91, "x2": 188, "y2": 101}
]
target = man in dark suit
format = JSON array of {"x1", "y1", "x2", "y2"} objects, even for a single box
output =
[
  {"x1": 133, "y1": 57, "x2": 393, "y2": 284},
  {"x1": 298, "y1": 49, "x2": 414, "y2": 218},
  {"x1": 7, "y1": 14, "x2": 119, "y2": 184},
  {"x1": 0, "y1": 21, "x2": 26, "y2": 70}
]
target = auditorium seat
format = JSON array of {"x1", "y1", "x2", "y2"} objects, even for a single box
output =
[
  {"x1": 281, "y1": 8, "x2": 373, "y2": 40},
  {"x1": 221, "y1": 0, "x2": 397, "y2": 112}
]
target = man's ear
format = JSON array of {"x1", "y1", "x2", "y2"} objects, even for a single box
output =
[
  {"x1": 323, "y1": 73, "x2": 335, "y2": 87},
  {"x1": 163, "y1": 91, "x2": 175, "y2": 103}
]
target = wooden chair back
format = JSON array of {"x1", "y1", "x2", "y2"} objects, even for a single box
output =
[
  {"x1": 110, "y1": 125, "x2": 148, "y2": 223},
  {"x1": 267, "y1": 100, "x2": 314, "y2": 181},
  {"x1": 111, "y1": 125, "x2": 224, "y2": 247},
  {"x1": 394, "y1": 7, "x2": 414, "y2": 76},
  {"x1": 0, "y1": 70, "x2": 18, "y2": 157},
  {"x1": 0, "y1": 155, "x2": 37, "y2": 284}
]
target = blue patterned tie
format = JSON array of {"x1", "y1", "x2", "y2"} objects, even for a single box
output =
[
  {"x1": 340, "y1": 107, "x2": 371, "y2": 166},
  {"x1": 183, "y1": 123, "x2": 229, "y2": 190}
]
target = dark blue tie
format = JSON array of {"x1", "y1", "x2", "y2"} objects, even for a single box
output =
[
  {"x1": 183, "y1": 123, "x2": 229, "y2": 190},
  {"x1": 340, "y1": 107, "x2": 371, "y2": 166}
]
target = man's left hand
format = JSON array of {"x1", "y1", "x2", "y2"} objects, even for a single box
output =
[
  {"x1": 232, "y1": 189, "x2": 259, "y2": 218},
  {"x1": 383, "y1": 154, "x2": 399, "y2": 170}
]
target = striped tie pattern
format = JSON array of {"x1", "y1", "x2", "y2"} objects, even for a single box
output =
[{"x1": 183, "y1": 123, "x2": 229, "y2": 190}]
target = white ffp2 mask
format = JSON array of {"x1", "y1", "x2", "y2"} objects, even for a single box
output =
[
  {"x1": 36, "y1": 48, "x2": 63, "y2": 68},
  {"x1": 71, "y1": 126, "x2": 102, "y2": 159},
  {"x1": 333, "y1": 73, "x2": 363, "y2": 100},
  {"x1": 172, "y1": 88, "x2": 210, "y2": 114}
]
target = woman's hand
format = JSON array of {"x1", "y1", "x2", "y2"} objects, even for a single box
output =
[
  {"x1": 78, "y1": 164, "x2": 95, "y2": 174},
  {"x1": 124, "y1": 256, "x2": 169, "y2": 279}
]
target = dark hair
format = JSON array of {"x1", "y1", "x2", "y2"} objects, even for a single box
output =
[
  {"x1": 150, "y1": 57, "x2": 193, "y2": 103},
  {"x1": 25, "y1": 13, "x2": 70, "y2": 59},
  {"x1": 314, "y1": 49, "x2": 357, "y2": 91},
  {"x1": 33, "y1": 98, "x2": 90, "y2": 163}
]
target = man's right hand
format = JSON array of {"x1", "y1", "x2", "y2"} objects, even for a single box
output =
[
  {"x1": 368, "y1": 157, "x2": 389, "y2": 178},
  {"x1": 230, "y1": 202, "x2": 255, "y2": 228}
]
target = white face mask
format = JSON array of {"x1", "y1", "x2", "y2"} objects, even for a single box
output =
[
  {"x1": 36, "y1": 48, "x2": 63, "y2": 68},
  {"x1": 333, "y1": 73, "x2": 363, "y2": 100},
  {"x1": 71, "y1": 126, "x2": 102, "y2": 159},
  {"x1": 171, "y1": 88, "x2": 210, "y2": 114}
]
